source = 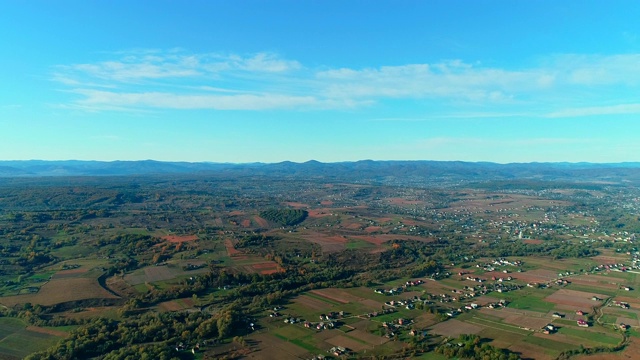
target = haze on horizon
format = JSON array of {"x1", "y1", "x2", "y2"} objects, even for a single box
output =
[{"x1": 1, "y1": 1, "x2": 639, "y2": 164}]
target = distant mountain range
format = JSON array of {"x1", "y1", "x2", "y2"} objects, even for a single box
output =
[{"x1": 1, "y1": 160, "x2": 640, "y2": 185}]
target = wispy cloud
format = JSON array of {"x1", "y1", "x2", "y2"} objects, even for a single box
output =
[
  {"x1": 416, "y1": 137, "x2": 595, "y2": 149},
  {"x1": 52, "y1": 50, "x2": 640, "y2": 114},
  {"x1": 547, "y1": 103, "x2": 640, "y2": 118}
]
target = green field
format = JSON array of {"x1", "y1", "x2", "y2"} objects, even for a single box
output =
[
  {"x1": 0, "y1": 318, "x2": 64, "y2": 359},
  {"x1": 522, "y1": 335, "x2": 580, "y2": 354},
  {"x1": 557, "y1": 327, "x2": 621, "y2": 346},
  {"x1": 508, "y1": 293, "x2": 555, "y2": 313}
]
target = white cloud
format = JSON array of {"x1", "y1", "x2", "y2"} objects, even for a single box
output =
[
  {"x1": 72, "y1": 89, "x2": 321, "y2": 110},
  {"x1": 547, "y1": 103, "x2": 640, "y2": 118},
  {"x1": 416, "y1": 137, "x2": 595, "y2": 150},
  {"x1": 52, "y1": 50, "x2": 640, "y2": 114}
]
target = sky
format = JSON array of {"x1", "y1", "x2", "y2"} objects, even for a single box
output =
[{"x1": 1, "y1": 1, "x2": 640, "y2": 163}]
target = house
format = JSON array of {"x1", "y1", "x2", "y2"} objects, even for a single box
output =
[
  {"x1": 552, "y1": 312, "x2": 564, "y2": 318},
  {"x1": 577, "y1": 320, "x2": 589, "y2": 327},
  {"x1": 576, "y1": 310, "x2": 585, "y2": 316}
]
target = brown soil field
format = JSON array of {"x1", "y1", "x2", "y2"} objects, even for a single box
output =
[
  {"x1": 574, "y1": 337, "x2": 640, "y2": 360},
  {"x1": 350, "y1": 235, "x2": 386, "y2": 245},
  {"x1": 309, "y1": 288, "x2": 357, "y2": 304},
  {"x1": 105, "y1": 276, "x2": 136, "y2": 297},
  {"x1": 591, "y1": 255, "x2": 628, "y2": 264},
  {"x1": 260, "y1": 269, "x2": 281, "y2": 275},
  {"x1": 503, "y1": 314, "x2": 550, "y2": 329},
  {"x1": 250, "y1": 262, "x2": 282, "y2": 275},
  {"x1": 228, "y1": 211, "x2": 244, "y2": 216},
  {"x1": 225, "y1": 239, "x2": 242, "y2": 256},
  {"x1": 326, "y1": 334, "x2": 371, "y2": 352},
  {"x1": 345, "y1": 222, "x2": 363, "y2": 230},
  {"x1": 162, "y1": 234, "x2": 198, "y2": 243},
  {"x1": 400, "y1": 219, "x2": 421, "y2": 226},
  {"x1": 52, "y1": 268, "x2": 89, "y2": 279},
  {"x1": 0, "y1": 277, "x2": 118, "y2": 307},
  {"x1": 514, "y1": 269, "x2": 559, "y2": 283},
  {"x1": 523, "y1": 239, "x2": 544, "y2": 244},
  {"x1": 347, "y1": 329, "x2": 388, "y2": 346},
  {"x1": 241, "y1": 219, "x2": 251, "y2": 227},
  {"x1": 301, "y1": 233, "x2": 347, "y2": 252},
  {"x1": 247, "y1": 333, "x2": 310, "y2": 359},
  {"x1": 158, "y1": 298, "x2": 195, "y2": 312},
  {"x1": 143, "y1": 265, "x2": 175, "y2": 282},
  {"x1": 26, "y1": 326, "x2": 68, "y2": 337},
  {"x1": 320, "y1": 200, "x2": 333, "y2": 206},
  {"x1": 413, "y1": 313, "x2": 439, "y2": 328},
  {"x1": 158, "y1": 300, "x2": 184, "y2": 312},
  {"x1": 570, "y1": 276, "x2": 620, "y2": 289},
  {"x1": 359, "y1": 299, "x2": 385, "y2": 310},
  {"x1": 478, "y1": 308, "x2": 511, "y2": 319},
  {"x1": 500, "y1": 307, "x2": 549, "y2": 319},
  {"x1": 251, "y1": 262, "x2": 279, "y2": 269},
  {"x1": 307, "y1": 209, "x2": 334, "y2": 218},
  {"x1": 430, "y1": 319, "x2": 483, "y2": 337},
  {"x1": 545, "y1": 289, "x2": 606, "y2": 308},
  {"x1": 364, "y1": 226, "x2": 382, "y2": 233},
  {"x1": 294, "y1": 294, "x2": 332, "y2": 311},
  {"x1": 284, "y1": 202, "x2": 310, "y2": 208},
  {"x1": 375, "y1": 217, "x2": 393, "y2": 223},
  {"x1": 508, "y1": 342, "x2": 555, "y2": 360},
  {"x1": 62, "y1": 306, "x2": 115, "y2": 320},
  {"x1": 253, "y1": 216, "x2": 269, "y2": 228}
]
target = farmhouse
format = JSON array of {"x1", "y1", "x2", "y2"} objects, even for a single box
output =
[{"x1": 577, "y1": 319, "x2": 589, "y2": 327}]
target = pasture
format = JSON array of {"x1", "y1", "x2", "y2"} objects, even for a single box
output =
[{"x1": 0, "y1": 318, "x2": 65, "y2": 359}]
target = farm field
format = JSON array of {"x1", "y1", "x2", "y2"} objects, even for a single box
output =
[
  {"x1": 0, "y1": 170, "x2": 639, "y2": 359},
  {"x1": 0, "y1": 318, "x2": 65, "y2": 359}
]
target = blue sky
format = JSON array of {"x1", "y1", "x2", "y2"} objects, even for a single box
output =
[{"x1": 1, "y1": 1, "x2": 639, "y2": 163}]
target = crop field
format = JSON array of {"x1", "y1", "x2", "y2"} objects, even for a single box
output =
[
  {"x1": 479, "y1": 327, "x2": 526, "y2": 349},
  {"x1": 508, "y1": 293, "x2": 558, "y2": 313},
  {"x1": 544, "y1": 289, "x2": 607, "y2": 308},
  {"x1": 248, "y1": 333, "x2": 312, "y2": 360},
  {"x1": 430, "y1": 319, "x2": 483, "y2": 337},
  {"x1": 325, "y1": 334, "x2": 371, "y2": 352},
  {"x1": 557, "y1": 326, "x2": 622, "y2": 346},
  {"x1": 161, "y1": 234, "x2": 199, "y2": 243},
  {"x1": 0, "y1": 277, "x2": 118, "y2": 307},
  {"x1": 510, "y1": 268, "x2": 558, "y2": 283},
  {"x1": 157, "y1": 297, "x2": 195, "y2": 312},
  {"x1": 2, "y1": 170, "x2": 640, "y2": 359},
  {"x1": 247, "y1": 261, "x2": 282, "y2": 275},
  {"x1": 309, "y1": 288, "x2": 362, "y2": 304},
  {"x1": 300, "y1": 233, "x2": 348, "y2": 252},
  {"x1": 0, "y1": 318, "x2": 64, "y2": 360},
  {"x1": 125, "y1": 263, "x2": 196, "y2": 285},
  {"x1": 292, "y1": 294, "x2": 333, "y2": 312}
]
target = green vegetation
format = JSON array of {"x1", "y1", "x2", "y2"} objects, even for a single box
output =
[
  {"x1": 435, "y1": 334, "x2": 521, "y2": 359},
  {"x1": 259, "y1": 209, "x2": 308, "y2": 226},
  {"x1": 0, "y1": 173, "x2": 637, "y2": 359}
]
